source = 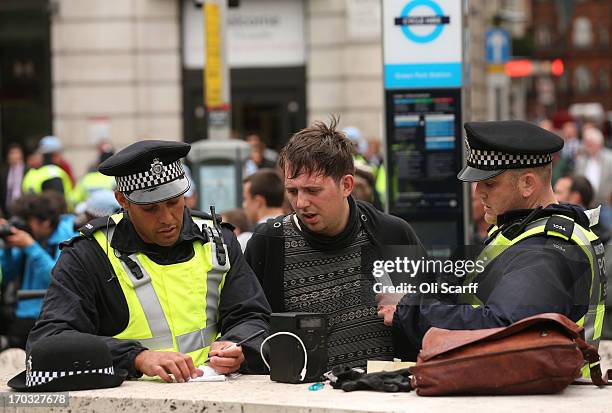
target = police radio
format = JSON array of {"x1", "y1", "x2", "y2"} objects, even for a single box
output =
[{"x1": 260, "y1": 313, "x2": 328, "y2": 384}]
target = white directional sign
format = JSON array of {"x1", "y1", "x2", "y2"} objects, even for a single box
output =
[{"x1": 383, "y1": 0, "x2": 463, "y2": 89}]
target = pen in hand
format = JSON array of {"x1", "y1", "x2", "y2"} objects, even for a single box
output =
[{"x1": 203, "y1": 329, "x2": 266, "y2": 364}]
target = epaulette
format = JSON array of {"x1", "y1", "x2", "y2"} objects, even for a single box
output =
[
  {"x1": 59, "y1": 235, "x2": 85, "y2": 249},
  {"x1": 191, "y1": 209, "x2": 234, "y2": 231},
  {"x1": 79, "y1": 216, "x2": 118, "y2": 238},
  {"x1": 219, "y1": 221, "x2": 235, "y2": 232},
  {"x1": 190, "y1": 209, "x2": 214, "y2": 220}
]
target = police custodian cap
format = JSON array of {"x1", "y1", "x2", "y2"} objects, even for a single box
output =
[
  {"x1": 457, "y1": 120, "x2": 564, "y2": 182},
  {"x1": 98, "y1": 140, "x2": 191, "y2": 204}
]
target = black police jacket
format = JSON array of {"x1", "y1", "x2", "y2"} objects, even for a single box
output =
[
  {"x1": 393, "y1": 203, "x2": 594, "y2": 358},
  {"x1": 27, "y1": 208, "x2": 271, "y2": 377}
]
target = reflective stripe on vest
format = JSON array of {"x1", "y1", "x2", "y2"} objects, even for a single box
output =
[
  {"x1": 92, "y1": 214, "x2": 229, "y2": 364},
  {"x1": 466, "y1": 214, "x2": 605, "y2": 352}
]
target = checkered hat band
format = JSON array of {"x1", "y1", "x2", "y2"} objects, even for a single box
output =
[
  {"x1": 116, "y1": 160, "x2": 184, "y2": 192},
  {"x1": 26, "y1": 366, "x2": 115, "y2": 387},
  {"x1": 467, "y1": 148, "x2": 553, "y2": 170}
]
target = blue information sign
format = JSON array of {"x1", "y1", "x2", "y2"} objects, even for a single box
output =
[{"x1": 485, "y1": 28, "x2": 511, "y2": 65}]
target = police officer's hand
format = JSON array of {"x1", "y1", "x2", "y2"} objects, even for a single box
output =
[
  {"x1": 377, "y1": 305, "x2": 397, "y2": 326},
  {"x1": 4, "y1": 228, "x2": 34, "y2": 249},
  {"x1": 133, "y1": 350, "x2": 203, "y2": 383},
  {"x1": 208, "y1": 341, "x2": 244, "y2": 374}
]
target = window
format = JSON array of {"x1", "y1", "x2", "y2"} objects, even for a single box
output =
[
  {"x1": 574, "y1": 65, "x2": 592, "y2": 94},
  {"x1": 572, "y1": 17, "x2": 593, "y2": 48},
  {"x1": 599, "y1": 68, "x2": 610, "y2": 91},
  {"x1": 558, "y1": 72, "x2": 569, "y2": 93},
  {"x1": 598, "y1": 26, "x2": 609, "y2": 48},
  {"x1": 535, "y1": 26, "x2": 552, "y2": 47}
]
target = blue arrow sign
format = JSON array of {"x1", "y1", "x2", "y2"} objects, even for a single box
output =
[{"x1": 486, "y1": 28, "x2": 511, "y2": 64}]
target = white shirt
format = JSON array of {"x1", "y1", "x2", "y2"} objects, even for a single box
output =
[{"x1": 584, "y1": 157, "x2": 601, "y2": 192}]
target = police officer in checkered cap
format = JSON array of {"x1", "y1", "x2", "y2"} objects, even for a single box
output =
[
  {"x1": 457, "y1": 120, "x2": 563, "y2": 183},
  {"x1": 26, "y1": 139, "x2": 271, "y2": 384},
  {"x1": 390, "y1": 121, "x2": 607, "y2": 368},
  {"x1": 98, "y1": 139, "x2": 192, "y2": 204}
]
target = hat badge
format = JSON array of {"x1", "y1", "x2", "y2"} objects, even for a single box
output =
[
  {"x1": 26, "y1": 355, "x2": 32, "y2": 375},
  {"x1": 150, "y1": 158, "x2": 163, "y2": 176}
]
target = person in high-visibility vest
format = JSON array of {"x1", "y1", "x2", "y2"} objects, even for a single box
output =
[
  {"x1": 379, "y1": 121, "x2": 606, "y2": 373},
  {"x1": 22, "y1": 136, "x2": 74, "y2": 209},
  {"x1": 26, "y1": 140, "x2": 271, "y2": 384},
  {"x1": 70, "y1": 170, "x2": 116, "y2": 206},
  {"x1": 21, "y1": 160, "x2": 72, "y2": 198}
]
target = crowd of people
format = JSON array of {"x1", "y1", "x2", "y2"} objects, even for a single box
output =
[
  {"x1": 0, "y1": 116, "x2": 609, "y2": 390},
  {"x1": 0, "y1": 127, "x2": 387, "y2": 350},
  {"x1": 0, "y1": 136, "x2": 121, "y2": 350}
]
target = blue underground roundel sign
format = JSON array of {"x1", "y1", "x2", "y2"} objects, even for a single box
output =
[{"x1": 394, "y1": 0, "x2": 450, "y2": 43}]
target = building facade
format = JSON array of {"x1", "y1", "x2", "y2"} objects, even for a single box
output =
[
  {"x1": 530, "y1": 0, "x2": 611, "y2": 118},
  {"x1": 1, "y1": 0, "x2": 494, "y2": 176}
]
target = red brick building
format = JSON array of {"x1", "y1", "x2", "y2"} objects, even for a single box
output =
[{"x1": 529, "y1": 0, "x2": 611, "y2": 117}]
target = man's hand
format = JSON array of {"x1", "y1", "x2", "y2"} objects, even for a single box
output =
[
  {"x1": 375, "y1": 292, "x2": 403, "y2": 326},
  {"x1": 134, "y1": 350, "x2": 203, "y2": 383},
  {"x1": 375, "y1": 292, "x2": 404, "y2": 306},
  {"x1": 208, "y1": 341, "x2": 244, "y2": 374},
  {"x1": 377, "y1": 305, "x2": 397, "y2": 327},
  {"x1": 5, "y1": 228, "x2": 34, "y2": 249}
]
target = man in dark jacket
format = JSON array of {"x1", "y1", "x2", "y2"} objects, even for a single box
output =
[
  {"x1": 382, "y1": 121, "x2": 606, "y2": 359},
  {"x1": 27, "y1": 140, "x2": 271, "y2": 384},
  {"x1": 245, "y1": 117, "x2": 424, "y2": 369}
]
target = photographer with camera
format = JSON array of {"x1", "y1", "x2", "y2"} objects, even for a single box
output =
[{"x1": 0, "y1": 191, "x2": 77, "y2": 349}]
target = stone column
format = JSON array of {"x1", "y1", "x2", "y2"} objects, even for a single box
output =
[
  {"x1": 51, "y1": 0, "x2": 181, "y2": 177},
  {"x1": 306, "y1": 0, "x2": 384, "y2": 139}
]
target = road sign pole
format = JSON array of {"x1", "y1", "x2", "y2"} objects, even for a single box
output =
[
  {"x1": 382, "y1": 0, "x2": 467, "y2": 253},
  {"x1": 204, "y1": 0, "x2": 231, "y2": 140}
]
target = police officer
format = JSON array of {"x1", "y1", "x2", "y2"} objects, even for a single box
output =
[
  {"x1": 27, "y1": 140, "x2": 271, "y2": 382},
  {"x1": 382, "y1": 121, "x2": 606, "y2": 368},
  {"x1": 22, "y1": 136, "x2": 73, "y2": 199}
]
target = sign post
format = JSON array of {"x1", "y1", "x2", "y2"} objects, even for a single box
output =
[
  {"x1": 382, "y1": 0, "x2": 467, "y2": 254},
  {"x1": 486, "y1": 27, "x2": 511, "y2": 120},
  {"x1": 204, "y1": 0, "x2": 231, "y2": 140}
]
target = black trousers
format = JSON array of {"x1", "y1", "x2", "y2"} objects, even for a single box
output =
[{"x1": 7, "y1": 317, "x2": 36, "y2": 350}]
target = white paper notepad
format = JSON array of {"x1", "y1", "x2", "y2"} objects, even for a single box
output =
[{"x1": 189, "y1": 365, "x2": 226, "y2": 382}]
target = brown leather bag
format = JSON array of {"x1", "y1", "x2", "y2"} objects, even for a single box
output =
[{"x1": 409, "y1": 313, "x2": 611, "y2": 396}]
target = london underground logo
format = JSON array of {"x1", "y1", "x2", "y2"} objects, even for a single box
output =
[{"x1": 394, "y1": 0, "x2": 450, "y2": 43}]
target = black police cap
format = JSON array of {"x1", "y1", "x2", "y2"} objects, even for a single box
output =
[
  {"x1": 457, "y1": 120, "x2": 564, "y2": 182},
  {"x1": 8, "y1": 331, "x2": 127, "y2": 391},
  {"x1": 98, "y1": 140, "x2": 191, "y2": 204}
]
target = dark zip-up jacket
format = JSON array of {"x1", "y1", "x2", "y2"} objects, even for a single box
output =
[
  {"x1": 244, "y1": 198, "x2": 425, "y2": 360},
  {"x1": 245, "y1": 199, "x2": 425, "y2": 312}
]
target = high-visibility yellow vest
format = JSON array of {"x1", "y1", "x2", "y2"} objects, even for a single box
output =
[
  {"x1": 22, "y1": 164, "x2": 73, "y2": 199},
  {"x1": 463, "y1": 212, "x2": 606, "y2": 377},
  {"x1": 92, "y1": 213, "x2": 230, "y2": 368},
  {"x1": 375, "y1": 165, "x2": 386, "y2": 207},
  {"x1": 71, "y1": 171, "x2": 116, "y2": 205}
]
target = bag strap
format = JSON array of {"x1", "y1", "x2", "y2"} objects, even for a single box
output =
[{"x1": 575, "y1": 336, "x2": 612, "y2": 386}]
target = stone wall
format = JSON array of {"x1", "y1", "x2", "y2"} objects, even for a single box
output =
[{"x1": 51, "y1": 0, "x2": 182, "y2": 177}]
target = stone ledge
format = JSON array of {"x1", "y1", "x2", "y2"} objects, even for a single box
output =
[{"x1": 1, "y1": 371, "x2": 611, "y2": 413}]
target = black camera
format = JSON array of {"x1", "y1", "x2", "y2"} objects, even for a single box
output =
[{"x1": 0, "y1": 217, "x2": 29, "y2": 239}]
